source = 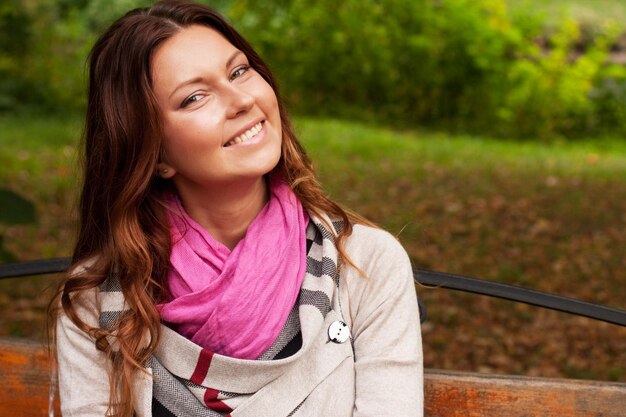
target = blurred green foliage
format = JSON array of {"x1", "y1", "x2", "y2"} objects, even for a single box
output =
[
  {"x1": 0, "y1": 188, "x2": 37, "y2": 262},
  {"x1": 2, "y1": 0, "x2": 626, "y2": 138},
  {"x1": 0, "y1": 1, "x2": 33, "y2": 112},
  {"x1": 231, "y1": 0, "x2": 626, "y2": 138},
  {"x1": 0, "y1": 0, "x2": 153, "y2": 113}
]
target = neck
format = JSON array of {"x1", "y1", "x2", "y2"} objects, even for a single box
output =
[{"x1": 175, "y1": 177, "x2": 269, "y2": 250}]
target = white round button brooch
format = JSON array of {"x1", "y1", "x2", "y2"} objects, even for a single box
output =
[{"x1": 328, "y1": 320, "x2": 350, "y2": 344}]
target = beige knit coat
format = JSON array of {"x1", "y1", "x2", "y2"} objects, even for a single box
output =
[{"x1": 57, "y1": 224, "x2": 423, "y2": 417}]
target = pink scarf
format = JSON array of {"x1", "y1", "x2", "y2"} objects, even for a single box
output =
[{"x1": 158, "y1": 176, "x2": 308, "y2": 359}]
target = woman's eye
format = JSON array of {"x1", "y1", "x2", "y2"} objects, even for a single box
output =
[
  {"x1": 181, "y1": 94, "x2": 203, "y2": 108},
  {"x1": 230, "y1": 65, "x2": 250, "y2": 81}
]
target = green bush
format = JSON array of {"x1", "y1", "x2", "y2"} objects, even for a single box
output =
[
  {"x1": 228, "y1": 0, "x2": 625, "y2": 138},
  {"x1": 2, "y1": 0, "x2": 155, "y2": 115},
  {"x1": 2, "y1": 0, "x2": 625, "y2": 138},
  {"x1": 589, "y1": 63, "x2": 626, "y2": 134},
  {"x1": 0, "y1": 1, "x2": 34, "y2": 112},
  {"x1": 497, "y1": 18, "x2": 624, "y2": 138}
]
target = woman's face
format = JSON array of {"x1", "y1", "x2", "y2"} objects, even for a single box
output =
[{"x1": 151, "y1": 24, "x2": 282, "y2": 192}]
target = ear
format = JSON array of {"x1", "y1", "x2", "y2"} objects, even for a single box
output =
[{"x1": 156, "y1": 162, "x2": 176, "y2": 179}]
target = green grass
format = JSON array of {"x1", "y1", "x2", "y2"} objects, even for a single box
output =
[
  {"x1": 0, "y1": 114, "x2": 81, "y2": 211},
  {"x1": 296, "y1": 117, "x2": 626, "y2": 180},
  {"x1": 1, "y1": 114, "x2": 625, "y2": 381},
  {"x1": 0, "y1": 115, "x2": 82, "y2": 262},
  {"x1": 0, "y1": 115, "x2": 82, "y2": 152}
]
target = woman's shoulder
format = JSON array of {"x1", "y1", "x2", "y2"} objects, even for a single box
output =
[
  {"x1": 340, "y1": 223, "x2": 414, "y2": 303},
  {"x1": 344, "y1": 223, "x2": 411, "y2": 268},
  {"x1": 57, "y1": 287, "x2": 101, "y2": 326},
  {"x1": 339, "y1": 223, "x2": 418, "y2": 330},
  {"x1": 57, "y1": 257, "x2": 107, "y2": 327}
]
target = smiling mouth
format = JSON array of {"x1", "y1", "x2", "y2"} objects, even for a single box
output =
[{"x1": 224, "y1": 121, "x2": 264, "y2": 147}]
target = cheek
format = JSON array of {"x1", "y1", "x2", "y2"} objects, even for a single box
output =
[
  {"x1": 267, "y1": 89, "x2": 280, "y2": 117},
  {"x1": 161, "y1": 126, "x2": 186, "y2": 165},
  {"x1": 252, "y1": 78, "x2": 280, "y2": 116},
  {"x1": 161, "y1": 131, "x2": 199, "y2": 168},
  {"x1": 161, "y1": 116, "x2": 222, "y2": 161}
]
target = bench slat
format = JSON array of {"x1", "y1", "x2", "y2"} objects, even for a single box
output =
[
  {"x1": 425, "y1": 369, "x2": 626, "y2": 417},
  {"x1": 0, "y1": 338, "x2": 61, "y2": 417},
  {"x1": 1, "y1": 337, "x2": 625, "y2": 417}
]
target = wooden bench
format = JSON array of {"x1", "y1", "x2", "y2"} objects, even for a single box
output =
[
  {"x1": 1, "y1": 260, "x2": 625, "y2": 416},
  {"x1": 2, "y1": 337, "x2": 625, "y2": 417}
]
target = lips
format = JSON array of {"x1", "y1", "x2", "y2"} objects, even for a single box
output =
[{"x1": 224, "y1": 121, "x2": 264, "y2": 147}]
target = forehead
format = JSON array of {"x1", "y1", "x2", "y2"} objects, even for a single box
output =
[{"x1": 151, "y1": 24, "x2": 239, "y2": 87}]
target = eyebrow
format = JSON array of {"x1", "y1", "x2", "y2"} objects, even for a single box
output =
[
  {"x1": 168, "y1": 50, "x2": 245, "y2": 100},
  {"x1": 226, "y1": 50, "x2": 244, "y2": 70}
]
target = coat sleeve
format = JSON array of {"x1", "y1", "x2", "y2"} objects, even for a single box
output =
[
  {"x1": 56, "y1": 288, "x2": 111, "y2": 417},
  {"x1": 346, "y1": 227, "x2": 424, "y2": 417}
]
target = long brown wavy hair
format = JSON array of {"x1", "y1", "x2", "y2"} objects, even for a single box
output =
[{"x1": 49, "y1": 1, "x2": 371, "y2": 416}]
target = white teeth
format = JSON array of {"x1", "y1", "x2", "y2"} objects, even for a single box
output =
[{"x1": 225, "y1": 122, "x2": 263, "y2": 147}]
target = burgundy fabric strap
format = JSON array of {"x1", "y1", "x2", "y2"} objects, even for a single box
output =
[{"x1": 190, "y1": 349, "x2": 214, "y2": 385}]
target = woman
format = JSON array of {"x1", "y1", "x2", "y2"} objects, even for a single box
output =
[{"x1": 51, "y1": 1, "x2": 423, "y2": 416}]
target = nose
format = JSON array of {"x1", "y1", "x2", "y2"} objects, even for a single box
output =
[{"x1": 225, "y1": 84, "x2": 254, "y2": 119}]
